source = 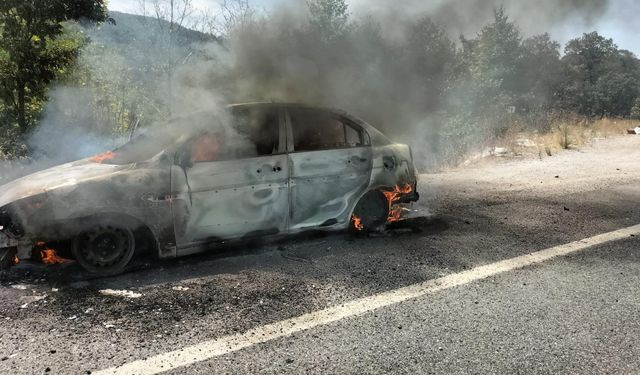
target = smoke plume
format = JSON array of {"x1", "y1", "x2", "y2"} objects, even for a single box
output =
[{"x1": 12, "y1": 0, "x2": 638, "y2": 176}]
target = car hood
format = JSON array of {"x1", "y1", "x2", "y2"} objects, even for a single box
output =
[{"x1": 0, "y1": 160, "x2": 129, "y2": 208}]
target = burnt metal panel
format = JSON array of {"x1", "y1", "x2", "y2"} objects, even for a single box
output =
[
  {"x1": 171, "y1": 155, "x2": 290, "y2": 252},
  {"x1": 283, "y1": 106, "x2": 374, "y2": 230},
  {"x1": 288, "y1": 148, "x2": 372, "y2": 230}
]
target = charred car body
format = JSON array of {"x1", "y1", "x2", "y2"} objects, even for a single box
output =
[{"x1": 0, "y1": 103, "x2": 418, "y2": 274}]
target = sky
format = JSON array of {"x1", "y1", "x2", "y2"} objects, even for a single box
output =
[{"x1": 107, "y1": 0, "x2": 639, "y2": 55}]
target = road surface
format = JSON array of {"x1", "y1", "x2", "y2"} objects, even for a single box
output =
[{"x1": 1, "y1": 136, "x2": 639, "y2": 374}]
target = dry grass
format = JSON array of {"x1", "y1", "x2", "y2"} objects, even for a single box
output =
[
  {"x1": 438, "y1": 115, "x2": 637, "y2": 170},
  {"x1": 507, "y1": 117, "x2": 638, "y2": 159}
]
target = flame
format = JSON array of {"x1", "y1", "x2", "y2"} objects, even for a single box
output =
[
  {"x1": 41, "y1": 248, "x2": 70, "y2": 264},
  {"x1": 36, "y1": 242, "x2": 71, "y2": 264},
  {"x1": 13, "y1": 255, "x2": 19, "y2": 265},
  {"x1": 351, "y1": 214, "x2": 364, "y2": 231},
  {"x1": 90, "y1": 151, "x2": 117, "y2": 163},
  {"x1": 383, "y1": 184, "x2": 413, "y2": 223}
]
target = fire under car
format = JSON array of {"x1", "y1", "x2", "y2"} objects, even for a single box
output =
[{"x1": 0, "y1": 103, "x2": 419, "y2": 275}]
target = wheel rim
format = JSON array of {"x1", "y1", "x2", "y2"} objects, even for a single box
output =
[
  {"x1": 352, "y1": 191, "x2": 389, "y2": 231},
  {"x1": 74, "y1": 223, "x2": 135, "y2": 273}
]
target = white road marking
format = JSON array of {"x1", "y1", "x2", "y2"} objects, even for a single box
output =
[{"x1": 94, "y1": 224, "x2": 640, "y2": 375}]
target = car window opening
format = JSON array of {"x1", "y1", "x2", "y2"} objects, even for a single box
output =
[
  {"x1": 290, "y1": 108, "x2": 364, "y2": 152},
  {"x1": 191, "y1": 132, "x2": 223, "y2": 163},
  {"x1": 188, "y1": 107, "x2": 281, "y2": 163}
]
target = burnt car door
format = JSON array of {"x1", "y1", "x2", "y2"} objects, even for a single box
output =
[
  {"x1": 285, "y1": 107, "x2": 373, "y2": 230},
  {"x1": 171, "y1": 106, "x2": 289, "y2": 253}
]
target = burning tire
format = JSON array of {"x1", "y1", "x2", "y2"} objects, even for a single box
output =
[
  {"x1": 351, "y1": 191, "x2": 389, "y2": 232},
  {"x1": 72, "y1": 217, "x2": 136, "y2": 275}
]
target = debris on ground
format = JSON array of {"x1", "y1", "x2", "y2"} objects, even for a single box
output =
[
  {"x1": 98, "y1": 289, "x2": 143, "y2": 299},
  {"x1": 171, "y1": 286, "x2": 190, "y2": 291},
  {"x1": 18, "y1": 295, "x2": 47, "y2": 309},
  {"x1": 11, "y1": 284, "x2": 31, "y2": 290},
  {"x1": 627, "y1": 127, "x2": 640, "y2": 134}
]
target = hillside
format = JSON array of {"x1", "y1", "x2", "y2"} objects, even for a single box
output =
[{"x1": 101, "y1": 11, "x2": 217, "y2": 46}]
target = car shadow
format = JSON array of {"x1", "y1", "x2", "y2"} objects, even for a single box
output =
[{"x1": 1, "y1": 215, "x2": 450, "y2": 287}]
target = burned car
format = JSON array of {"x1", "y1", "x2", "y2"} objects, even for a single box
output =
[{"x1": 0, "y1": 103, "x2": 418, "y2": 275}]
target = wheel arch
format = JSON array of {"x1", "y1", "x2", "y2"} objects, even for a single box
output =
[
  {"x1": 66, "y1": 211, "x2": 160, "y2": 258},
  {"x1": 349, "y1": 188, "x2": 390, "y2": 231}
]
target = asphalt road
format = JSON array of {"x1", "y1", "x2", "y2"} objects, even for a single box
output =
[{"x1": 1, "y1": 136, "x2": 639, "y2": 374}]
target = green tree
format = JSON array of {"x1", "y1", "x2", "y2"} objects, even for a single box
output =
[
  {"x1": 559, "y1": 32, "x2": 640, "y2": 117},
  {"x1": 307, "y1": 0, "x2": 350, "y2": 42},
  {"x1": 0, "y1": 0, "x2": 108, "y2": 134},
  {"x1": 517, "y1": 33, "x2": 562, "y2": 110},
  {"x1": 631, "y1": 98, "x2": 640, "y2": 120},
  {"x1": 406, "y1": 18, "x2": 455, "y2": 68},
  {"x1": 403, "y1": 17, "x2": 456, "y2": 110},
  {"x1": 453, "y1": 6, "x2": 523, "y2": 142},
  {"x1": 460, "y1": 6, "x2": 523, "y2": 102}
]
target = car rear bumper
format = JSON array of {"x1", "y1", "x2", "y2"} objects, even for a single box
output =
[
  {"x1": 399, "y1": 190, "x2": 419, "y2": 203},
  {"x1": 397, "y1": 182, "x2": 419, "y2": 203}
]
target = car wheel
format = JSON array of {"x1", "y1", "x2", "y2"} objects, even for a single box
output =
[
  {"x1": 72, "y1": 217, "x2": 136, "y2": 276},
  {"x1": 351, "y1": 190, "x2": 389, "y2": 232}
]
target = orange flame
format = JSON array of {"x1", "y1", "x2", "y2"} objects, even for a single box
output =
[
  {"x1": 41, "y1": 248, "x2": 70, "y2": 264},
  {"x1": 351, "y1": 214, "x2": 364, "y2": 231},
  {"x1": 383, "y1": 184, "x2": 413, "y2": 223},
  {"x1": 13, "y1": 255, "x2": 19, "y2": 265},
  {"x1": 37, "y1": 242, "x2": 70, "y2": 265},
  {"x1": 90, "y1": 151, "x2": 117, "y2": 163}
]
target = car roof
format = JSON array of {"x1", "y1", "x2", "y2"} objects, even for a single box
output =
[
  {"x1": 169, "y1": 102, "x2": 391, "y2": 146},
  {"x1": 228, "y1": 101, "x2": 341, "y2": 113},
  {"x1": 227, "y1": 102, "x2": 392, "y2": 145}
]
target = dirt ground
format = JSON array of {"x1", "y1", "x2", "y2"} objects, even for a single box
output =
[{"x1": 1, "y1": 135, "x2": 639, "y2": 374}]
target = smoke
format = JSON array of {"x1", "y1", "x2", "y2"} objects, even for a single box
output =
[
  {"x1": 165, "y1": 4, "x2": 464, "y2": 168},
  {"x1": 348, "y1": 0, "x2": 640, "y2": 54},
  {"x1": 28, "y1": 87, "x2": 126, "y2": 163},
  {"x1": 15, "y1": 0, "x2": 638, "y2": 176},
  {"x1": 349, "y1": 0, "x2": 609, "y2": 39}
]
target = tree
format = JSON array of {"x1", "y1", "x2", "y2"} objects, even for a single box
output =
[
  {"x1": 460, "y1": 6, "x2": 523, "y2": 101},
  {"x1": 403, "y1": 17, "x2": 456, "y2": 111},
  {"x1": 517, "y1": 33, "x2": 562, "y2": 110},
  {"x1": 560, "y1": 32, "x2": 640, "y2": 117},
  {"x1": 631, "y1": 98, "x2": 640, "y2": 120},
  {"x1": 0, "y1": 0, "x2": 108, "y2": 134},
  {"x1": 307, "y1": 0, "x2": 350, "y2": 42},
  {"x1": 198, "y1": 0, "x2": 255, "y2": 37}
]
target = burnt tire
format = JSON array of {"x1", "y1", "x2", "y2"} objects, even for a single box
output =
[
  {"x1": 351, "y1": 190, "x2": 389, "y2": 232},
  {"x1": 72, "y1": 217, "x2": 136, "y2": 276}
]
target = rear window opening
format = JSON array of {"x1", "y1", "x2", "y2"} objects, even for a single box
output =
[{"x1": 290, "y1": 108, "x2": 366, "y2": 152}]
